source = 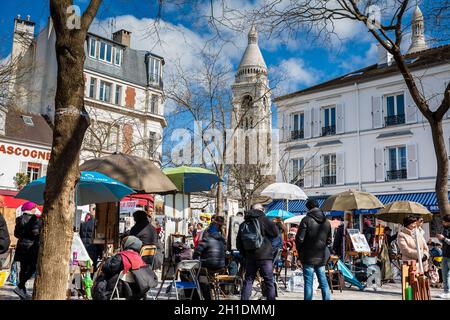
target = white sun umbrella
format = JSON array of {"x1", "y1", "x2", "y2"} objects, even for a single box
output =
[
  {"x1": 284, "y1": 214, "x2": 306, "y2": 225},
  {"x1": 261, "y1": 182, "x2": 308, "y2": 211}
]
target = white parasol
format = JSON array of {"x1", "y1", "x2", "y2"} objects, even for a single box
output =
[
  {"x1": 261, "y1": 182, "x2": 308, "y2": 211},
  {"x1": 284, "y1": 214, "x2": 306, "y2": 225}
]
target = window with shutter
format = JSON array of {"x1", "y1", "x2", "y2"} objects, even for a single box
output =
[
  {"x1": 404, "y1": 92, "x2": 418, "y2": 124},
  {"x1": 336, "y1": 103, "x2": 345, "y2": 134},
  {"x1": 313, "y1": 107, "x2": 321, "y2": 137},
  {"x1": 385, "y1": 146, "x2": 407, "y2": 180},
  {"x1": 26, "y1": 162, "x2": 41, "y2": 182},
  {"x1": 384, "y1": 93, "x2": 406, "y2": 126},
  {"x1": 303, "y1": 156, "x2": 313, "y2": 188},
  {"x1": 304, "y1": 109, "x2": 311, "y2": 139},
  {"x1": 321, "y1": 154, "x2": 336, "y2": 186},
  {"x1": 336, "y1": 152, "x2": 345, "y2": 185},
  {"x1": 372, "y1": 96, "x2": 383, "y2": 129},
  {"x1": 406, "y1": 143, "x2": 418, "y2": 180},
  {"x1": 374, "y1": 148, "x2": 385, "y2": 182}
]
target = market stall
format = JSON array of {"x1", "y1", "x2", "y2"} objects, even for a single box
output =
[{"x1": 322, "y1": 189, "x2": 385, "y2": 290}]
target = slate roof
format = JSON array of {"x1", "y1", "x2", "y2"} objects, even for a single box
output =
[
  {"x1": 84, "y1": 32, "x2": 164, "y2": 89},
  {"x1": 275, "y1": 44, "x2": 450, "y2": 102},
  {"x1": 3, "y1": 109, "x2": 53, "y2": 145}
]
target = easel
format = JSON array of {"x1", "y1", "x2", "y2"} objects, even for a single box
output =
[
  {"x1": 155, "y1": 233, "x2": 188, "y2": 299},
  {"x1": 401, "y1": 260, "x2": 431, "y2": 300}
]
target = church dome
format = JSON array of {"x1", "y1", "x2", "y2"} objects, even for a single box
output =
[
  {"x1": 236, "y1": 25, "x2": 267, "y2": 77},
  {"x1": 412, "y1": 5, "x2": 424, "y2": 21}
]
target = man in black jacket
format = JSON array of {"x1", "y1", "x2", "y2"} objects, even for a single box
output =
[
  {"x1": 0, "y1": 213, "x2": 10, "y2": 254},
  {"x1": 237, "y1": 203, "x2": 278, "y2": 300},
  {"x1": 295, "y1": 199, "x2": 332, "y2": 300}
]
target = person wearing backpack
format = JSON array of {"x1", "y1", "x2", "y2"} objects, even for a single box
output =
[{"x1": 237, "y1": 203, "x2": 278, "y2": 300}]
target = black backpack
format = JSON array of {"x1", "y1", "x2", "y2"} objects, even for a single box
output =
[{"x1": 239, "y1": 218, "x2": 264, "y2": 251}]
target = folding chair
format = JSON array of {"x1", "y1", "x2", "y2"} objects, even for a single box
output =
[
  {"x1": 110, "y1": 271, "x2": 136, "y2": 300},
  {"x1": 140, "y1": 245, "x2": 157, "y2": 270},
  {"x1": 326, "y1": 256, "x2": 344, "y2": 293},
  {"x1": 168, "y1": 260, "x2": 203, "y2": 300}
]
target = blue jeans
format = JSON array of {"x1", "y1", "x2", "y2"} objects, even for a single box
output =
[
  {"x1": 443, "y1": 257, "x2": 450, "y2": 294},
  {"x1": 303, "y1": 264, "x2": 331, "y2": 300},
  {"x1": 241, "y1": 259, "x2": 275, "y2": 300}
]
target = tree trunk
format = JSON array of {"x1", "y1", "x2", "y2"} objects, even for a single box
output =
[
  {"x1": 216, "y1": 182, "x2": 223, "y2": 214},
  {"x1": 33, "y1": 0, "x2": 101, "y2": 300},
  {"x1": 429, "y1": 119, "x2": 450, "y2": 216}
]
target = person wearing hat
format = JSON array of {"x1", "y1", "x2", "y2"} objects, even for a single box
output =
[
  {"x1": 13, "y1": 201, "x2": 42, "y2": 299},
  {"x1": 93, "y1": 236, "x2": 146, "y2": 300}
]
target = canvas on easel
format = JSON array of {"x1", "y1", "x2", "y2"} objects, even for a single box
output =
[
  {"x1": 93, "y1": 202, "x2": 119, "y2": 249},
  {"x1": 347, "y1": 229, "x2": 371, "y2": 254}
]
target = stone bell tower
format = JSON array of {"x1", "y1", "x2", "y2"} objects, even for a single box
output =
[
  {"x1": 230, "y1": 25, "x2": 272, "y2": 166},
  {"x1": 229, "y1": 25, "x2": 274, "y2": 206}
]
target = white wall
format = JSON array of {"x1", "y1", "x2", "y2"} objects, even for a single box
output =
[
  {"x1": 0, "y1": 139, "x2": 51, "y2": 190},
  {"x1": 276, "y1": 63, "x2": 450, "y2": 197}
]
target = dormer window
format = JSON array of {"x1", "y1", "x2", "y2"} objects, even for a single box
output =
[
  {"x1": 99, "y1": 41, "x2": 113, "y2": 63},
  {"x1": 149, "y1": 56, "x2": 162, "y2": 84},
  {"x1": 89, "y1": 38, "x2": 96, "y2": 58},
  {"x1": 88, "y1": 36, "x2": 122, "y2": 66},
  {"x1": 114, "y1": 48, "x2": 122, "y2": 66}
]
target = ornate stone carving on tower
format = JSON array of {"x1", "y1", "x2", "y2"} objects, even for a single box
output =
[
  {"x1": 407, "y1": 4, "x2": 428, "y2": 54},
  {"x1": 229, "y1": 25, "x2": 275, "y2": 207}
]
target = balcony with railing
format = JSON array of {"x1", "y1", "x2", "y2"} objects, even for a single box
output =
[
  {"x1": 386, "y1": 169, "x2": 407, "y2": 181},
  {"x1": 290, "y1": 129, "x2": 304, "y2": 141},
  {"x1": 321, "y1": 175, "x2": 336, "y2": 186},
  {"x1": 321, "y1": 125, "x2": 336, "y2": 136},
  {"x1": 385, "y1": 114, "x2": 405, "y2": 126}
]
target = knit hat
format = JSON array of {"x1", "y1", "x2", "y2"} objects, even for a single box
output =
[
  {"x1": 122, "y1": 236, "x2": 142, "y2": 253},
  {"x1": 21, "y1": 201, "x2": 37, "y2": 212}
]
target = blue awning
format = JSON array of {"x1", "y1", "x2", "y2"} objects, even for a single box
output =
[{"x1": 265, "y1": 191, "x2": 450, "y2": 215}]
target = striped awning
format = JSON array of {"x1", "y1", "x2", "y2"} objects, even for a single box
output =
[
  {"x1": 375, "y1": 192, "x2": 449, "y2": 212},
  {"x1": 265, "y1": 191, "x2": 450, "y2": 215}
]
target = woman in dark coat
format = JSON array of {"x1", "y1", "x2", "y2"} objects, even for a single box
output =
[{"x1": 13, "y1": 202, "x2": 42, "y2": 299}]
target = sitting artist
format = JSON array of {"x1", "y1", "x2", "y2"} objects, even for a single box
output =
[
  {"x1": 93, "y1": 236, "x2": 146, "y2": 300},
  {"x1": 193, "y1": 226, "x2": 226, "y2": 300}
]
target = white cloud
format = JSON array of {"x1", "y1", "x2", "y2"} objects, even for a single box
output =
[
  {"x1": 270, "y1": 58, "x2": 320, "y2": 96},
  {"x1": 339, "y1": 43, "x2": 378, "y2": 71}
]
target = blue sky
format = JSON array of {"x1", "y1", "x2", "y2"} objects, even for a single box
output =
[{"x1": 0, "y1": 0, "x2": 390, "y2": 95}]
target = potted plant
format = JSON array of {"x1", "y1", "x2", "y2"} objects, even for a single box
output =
[{"x1": 13, "y1": 172, "x2": 29, "y2": 190}]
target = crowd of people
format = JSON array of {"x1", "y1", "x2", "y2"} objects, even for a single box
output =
[{"x1": 1, "y1": 199, "x2": 450, "y2": 300}]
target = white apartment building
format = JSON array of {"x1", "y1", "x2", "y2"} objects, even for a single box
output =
[
  {"x1": 273, "y1": 7, "x2": 450, "y2": 235},
  {"x1": 9, "y1": 16, "x2": 166, "y2": 164}
]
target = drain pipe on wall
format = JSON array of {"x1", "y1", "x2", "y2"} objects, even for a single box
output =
[
  {"x1": 355, "y1": 82, "x2": 363, "y2": 233},
  {"x1": 354, "y1": 82, "x2": 362, "y2": 191}
]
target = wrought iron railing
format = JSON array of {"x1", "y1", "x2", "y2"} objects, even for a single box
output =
[
  {"x1": 385, "y1": 114, "x2": 405, "y2": 126},
  {"x1": 290, "y1": 129, "x2": 304, "y2": 140},
  {"x1": 321, "y1": 125, "x2": 336, "y2": 136},
  {"x1": 321, "y1": 176, "x2": 337, "y2": 186},
  {"x1": 386, "y1": 169, "x2": 407, "y2": 180}
]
